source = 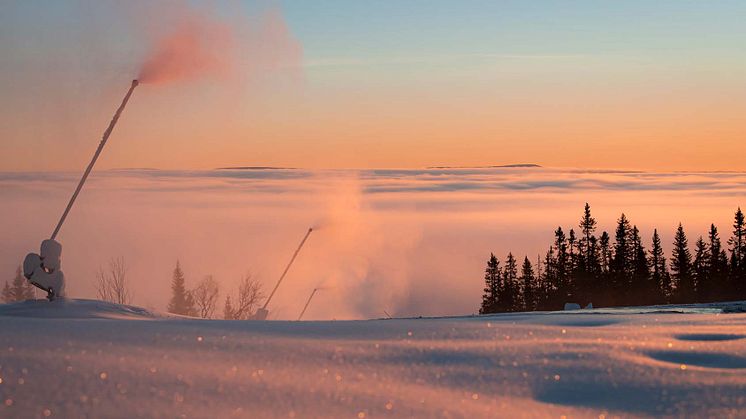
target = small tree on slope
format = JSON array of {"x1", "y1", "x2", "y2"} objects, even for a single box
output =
[
  {"x1": 168, "y1": 260, "x2": 197, "y2": 316},
  {"x1": 2, "y1": 266, "x2": 35, "y2": 303},
  {"x1": 223, "y1": 295, "x2": 235, "y2": 320},
  {"x1": 193, "y1": 275, "x2": 220, "y2": 319}
]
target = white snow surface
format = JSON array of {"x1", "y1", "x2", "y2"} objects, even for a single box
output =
[{"x1": 1, "y1": 299, "x2": 745, "y2": 418}]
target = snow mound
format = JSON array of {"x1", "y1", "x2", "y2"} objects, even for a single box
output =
[
  {"x1": 0, "y1": 304, "x2": 745, "y2": 417},
  {"x1": 0, "y1": 298, "x2": 161, "y2": 320},
  {"x1": 646, "y1": 350, "x2": 746, "y2": 369}
]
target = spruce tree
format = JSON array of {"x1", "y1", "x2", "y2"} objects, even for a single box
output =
[
  {"x1": 599, "y1": 231, "x2": 611, "y2": 274},
  {"x1": 730, "y1": 208, "x2": 745, "y2": 265},
  {"x1": 538, "y1": 247, "x2": 556, "y2": 310},
  {"x1": 576, "y1": 204, "x2": 601, "y2": 304},
  {"x1": 500, "y1": 253, "x2": 519, "y2": 311},
  {"x1": 579, "y1": 203, "x2": 598, "y2": 261},
  {"x1": 568, "y1": 229, "x2": 578, "y2": 273},
  {"x1": 609, "y1": 214, "x2": 633, "y2": 304},
  {"x1": 692, "y1": 237, "x2": 710, "y2": 303},
  {"x1": 168, "y1": 260, "x2": 197, "y2": 316},
  {"x1": 479, "y1": 254, "x2": 500, "y2": 314},
  {"x1": 649, "y1": 229, "x2": 670, "y2": 303},
  {"x1": 1, "y1": 281, "x2": 11, "y2": 303},
  {"x1": 520, "y1": 257, "x2": 536, "y2": 311},
  {"x1": 707, "y1": 224, "x2": 729, "y2": 302},
  {"x1": 630, "y1": 226, "x2": 651, "y2": 304},
  {"x1": 3, "y1": 267, "x2": 35, "y2": 303},
  {"x1": 671, "y1": 223, "x2": 694, "y2": 303},
  {"x1": 728, "y1": 208, "x2": 746, "y2": 297},
  {"x1": 553, "y1": 227, "x2": 570, "y2": 304},
  {"x1": 584, "y1": 235, "x2": 603, "y2": 304}
]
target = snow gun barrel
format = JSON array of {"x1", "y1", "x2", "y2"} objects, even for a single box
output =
[
  {"x1": 297, "y1": 288, "x2": 318, "y2": 321},
  {"x1": 51, "y1": 79, "x2": 139, "y2": 240},
  {"x1": 262, "y1": 227, "x2": 313, "y2": 310}
]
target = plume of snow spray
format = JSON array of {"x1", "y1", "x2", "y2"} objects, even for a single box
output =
[
  {"x1": 138, "y1": 12, "x2": 234, "y2": 84},
  {"x1": 138, "y1": 5, "x2": 302, "y2": 86}
]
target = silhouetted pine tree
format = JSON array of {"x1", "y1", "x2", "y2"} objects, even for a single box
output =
[
  {"x1": 479, "y1": 254, "x2": 500, "y2": 314},
  {"x1": 500, "y1": 253, "x2": 519, "y2": 311},
  {"x1": 671, "y1": 224, "x2": 694, "y2": 303},
  {"x1": 568, "y1": 229, "x2": 578, "y2": 270},
  {"x1": 649, "y1": 229, "x2": 670, "y2": 303},
  {"x1": 575, "y1": 204, "x2": 600, "y2": 305},
  {"x1": 706, "y1": 224, "x2": 729, "y2": 302},
  {"x1": 630, "y1": 226, "x2": 652, "y2": 304},
  {"x1": 520, "y1": 257, "x2": 536, "y2": 311},
  {"x1": 568, "y1": 228, "x2": 580, "y2": 299},
  {"x1": 692, "y1": 237, "x2": 710, "y2": 303},
  {"x1": 579, "y1": 203, "x2": 598, "y2": 259},
  {"x1": 728, "y1": 208, "x2": 746, "y2": 297},
  {"x1": 537, "y1": 247, "x2": 556, "y2": 310},
  {"x1": 478, "y1": 205, "x2": 746, "y2": 312},
  {"x1": 168, "y1": 260, "x2": 197, "y2": 316},
  {"x1": 552, "y1": 227, "x2": 570, "y2": 305},
  {"x1": 599, "y1": 231, "x2": 611, "y2": 274},
  {"x1": 586, "y1": 236, "x2": 602, "y2": 298},
  {"x1": 609, "y1": 214, "x2": 633, "y2": 305}
]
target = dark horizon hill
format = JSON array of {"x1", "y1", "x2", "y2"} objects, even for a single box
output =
[
  {"x1": 427, "y1": 163, "x2": 542, "y2": 169},
  {"x1": 216, "y1": 166, "x2": 297, "y2": 170},
  {"x1": 217, "y1": 164, "x2": 542, "y2": 170}
]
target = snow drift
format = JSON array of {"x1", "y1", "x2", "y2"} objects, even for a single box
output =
[{"x1": 1, "y1": 299, "x2": 745, "y2": 418}]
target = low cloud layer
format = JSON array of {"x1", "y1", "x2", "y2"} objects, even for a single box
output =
[{"x1": 1, "y1": 167, "x2": 743, "y2": 319}]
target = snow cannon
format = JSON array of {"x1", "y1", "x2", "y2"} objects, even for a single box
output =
[
  {"x1": 254, "y1": 227, "x2": 314, "y2": 320},
  {"x1": 253, "y1": 308, "x2": 269, "y2": 321},
  {"x1": 23, "y1": 80, "x2": 139, "y2": 301},
  {"x1": 23, "y1": 239, "x2": 66, "y2": 300},
  {"x1": 297, "y1": 287, "x2": 320, "y2": 321}
]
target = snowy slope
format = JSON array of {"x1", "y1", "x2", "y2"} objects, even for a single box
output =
[{"x1": 1, "y1": 299, "x2": 745, "y2": 418}]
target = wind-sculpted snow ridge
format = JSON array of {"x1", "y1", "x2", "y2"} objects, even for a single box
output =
[
  {"x1": 0, "y1": 299, "x2": 162, "y2": 320},
  {"x1": 0, "y1": 301, "x2": 745, "y2": 418}
]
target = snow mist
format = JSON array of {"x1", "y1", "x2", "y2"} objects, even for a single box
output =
[{"x1": 138, "y1": 5, "x2": 302, "y2": 85}]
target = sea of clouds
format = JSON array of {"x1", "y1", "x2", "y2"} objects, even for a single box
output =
[{"x1": 1, "y1": 167, "x2": 744, "y2": 319}]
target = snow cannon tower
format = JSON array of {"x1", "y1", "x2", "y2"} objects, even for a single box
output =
[
  {"x1": 23, "y1": 80, "x2": 139, "y2": 301},
  {"x1": 253, "y1": 227, "x2": 314, "y2": 320}
]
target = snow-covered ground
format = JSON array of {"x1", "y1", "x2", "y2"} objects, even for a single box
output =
[{"x1": 1, "y1": 300, "x2": 745, "y2": 418}]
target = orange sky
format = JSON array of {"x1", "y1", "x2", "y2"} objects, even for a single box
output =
[{"x1": 1, "y1": 1, "x2": 745, "y2": 172}]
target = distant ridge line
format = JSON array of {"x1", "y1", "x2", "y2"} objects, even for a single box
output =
[
  {"x1": 216, "y1": 166, "x2": 297, "y2": 170},
  {"x1": 216, "y1": 164, "x2": 542, "y2": 170},
  {"x1": 427, "y1": 164, "x2": 542, "y2": 169}
]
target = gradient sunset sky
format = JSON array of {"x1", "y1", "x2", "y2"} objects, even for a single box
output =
[{"x1": 1, "y1": 0, "x2": 745, "y2": 171}]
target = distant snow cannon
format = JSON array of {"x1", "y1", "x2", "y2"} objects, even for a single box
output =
[
  {"x1": 297, "y1": 287, "x2": 321, "y2": 321},
  {"x1": 253, "y1": 227, "x2": 314, "y2": 320},
  {"x1": 24, "y1": 80, "x2": 139, "y2": 300}
]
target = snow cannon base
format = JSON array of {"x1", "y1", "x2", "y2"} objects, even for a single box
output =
[
  {"x1": 253, "y1": 308, "x2": 269, "y2": 320},
  {"x1": 23, "y1": 239, "x2": 66, "y2": 301}
]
